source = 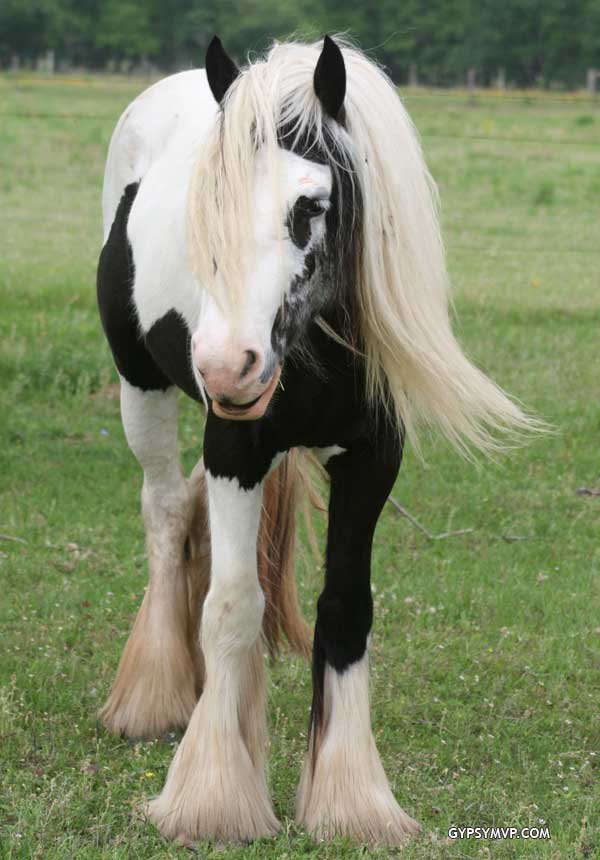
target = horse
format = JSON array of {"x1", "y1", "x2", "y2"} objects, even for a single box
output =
[{"x1": 96, "y1": 35, "x2": 533, "y2": 847}]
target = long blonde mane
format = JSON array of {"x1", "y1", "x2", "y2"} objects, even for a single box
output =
[{"x1": 188, "y1": 37, "x2": 536, "y2": 455}]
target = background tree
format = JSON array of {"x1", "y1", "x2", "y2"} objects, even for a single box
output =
[{"x1": 0, "y1": 0, "x2": 599, "y2": 88}]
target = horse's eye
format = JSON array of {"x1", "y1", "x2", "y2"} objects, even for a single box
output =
[{"x1": 295, "y1": 196, "x2": 325, "y2": 218}]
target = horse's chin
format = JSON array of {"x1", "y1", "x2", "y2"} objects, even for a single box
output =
[{"x1": 211, "y1": 365, "x2": 281, "y2": 421}]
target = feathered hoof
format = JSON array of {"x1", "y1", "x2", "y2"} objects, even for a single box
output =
[
  {"x1": 146, "y1": 797, "x2": 279, "y2": 847},
  {"x1": 99, "y1": 631, "x2": 199, "y2": 739},
  {"x1": 99, "y1": 672, "x2": 196, "y2": 740},
  {"x1": 146, "y1": 778, "x2": 280, "y2": 846},
  {"x1": 145, "y1": 703, "x2": 280, "y2": 845},
  {"x1": 298, "y1": 788, "x2": 420, "y2": 847},
  {"x1": 297, "y1": 746, "x2": 421, "y2": 847}
]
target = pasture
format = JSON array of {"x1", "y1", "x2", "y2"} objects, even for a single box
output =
[{"x1": 1, "y1": 73, "x2": 599, "y2": 859}]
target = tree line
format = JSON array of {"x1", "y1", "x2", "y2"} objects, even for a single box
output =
[{"x1": 1, "y1": 0, "x2": 599, "y2": 88}]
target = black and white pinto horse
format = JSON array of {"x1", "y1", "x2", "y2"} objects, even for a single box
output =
[{"x1": 97, "y1": 36, "x2": 531, "y2": 846}]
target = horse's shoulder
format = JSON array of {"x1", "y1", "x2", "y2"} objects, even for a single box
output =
[
  {"x1": 116, "y1": 70, "x2": 213, "y2": 149},
  {"x1": 102, "y1": 70, "x2": 216, "y2": 239}
]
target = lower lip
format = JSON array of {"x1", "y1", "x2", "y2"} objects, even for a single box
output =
[{"x1": 211, "y1": 366, "x2": 282, "y2": 421}]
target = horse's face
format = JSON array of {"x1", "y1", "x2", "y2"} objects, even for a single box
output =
[
  {"x1": 192, "y1": 148, "x2": 334, "y2": 420},
  {"x1": 192, "y1": 35, "x2": 346, "y2": 421}
]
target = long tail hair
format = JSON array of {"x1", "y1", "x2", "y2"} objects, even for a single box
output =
[
  {"x1": 258, "y1": 450, "x2": 318, "y2": 659},
  {"x1": 189, "y1": 38, "x2": 541, "y2": 457}
]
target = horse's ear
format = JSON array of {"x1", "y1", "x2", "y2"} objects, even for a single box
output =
[
  {"x1": 205, "y1": 36, "x2": 240, "y2": 105},
  {"x1": 313, "y1": 35, "x2": 346, "y2": 121}
]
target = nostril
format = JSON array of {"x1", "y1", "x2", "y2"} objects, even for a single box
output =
[{"x1": 240, "y1": 350, "x2": 258, "y2": 380}]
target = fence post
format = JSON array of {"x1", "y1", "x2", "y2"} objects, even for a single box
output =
[
  {"x1": 467, "y1": 67, "x2": 476, "y2": 91},
  {"x1": 409, "y1": 63, "x2": 418, "y2": 87},
  {"x1": 496, "y1": 66, "x2": 506, "y2": 90},
  {"x1": 587, "y1": 68, "x2": 598, "y2": 95}
]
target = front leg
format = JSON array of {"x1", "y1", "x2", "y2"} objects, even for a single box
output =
[
  {"x1": 147, "y1": 415, "x2": 279, "y2": 844},
  {"x1": 297, "y1": 436, "x2": 420, "y2": 846},
  {"x1": 99, "y1": 382, "x2": 205, "y2": 739}
]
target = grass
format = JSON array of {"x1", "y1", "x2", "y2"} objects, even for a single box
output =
[{"x1": 1, "y1": 73, "x2": 599, "y2": 859}]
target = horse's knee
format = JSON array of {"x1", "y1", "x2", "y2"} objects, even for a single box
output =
[
  {"x1": 202, "y1": 578, "x2": 265, "y2": 656},
  {"x1": 141, "y1": 477, "x2": 190, "y2": 536},
  {"x1": 315, "y1": 585, "x2": 373, "y2": 670}
]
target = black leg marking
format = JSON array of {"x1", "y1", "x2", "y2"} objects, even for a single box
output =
[{"x1": 310, "y1": 433, "x2": 402, "y2": 743}]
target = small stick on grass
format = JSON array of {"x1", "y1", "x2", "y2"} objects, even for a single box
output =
[
  {"x1": 0, "y1": 534, "x2": 27, "y2": 544},
  {"x1": 434, "y1": 528, "x2": 475, "y2": 540},
  {"x1": 388, "y1": 497, "x2": 474, "y2": 541},
  {"x1": 577, "y1": 487, "x2": 600, "y2": 497}
]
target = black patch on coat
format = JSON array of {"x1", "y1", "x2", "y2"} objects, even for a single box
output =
[
  {"x1": 97, "y1": 184, "x2": 201, "y2": 401},
  {"x1": 270, "y1": 252, "x2": 317, "y2": 359},
  {"x1": 203, "y1": 408, "x2": 280, "y2": 491},
  {"x1": 287, "y1": 196, "x2": 323, "y2": 249},
  {"x1": 145, "y1": 310, "x2": 199, "y2": 401},
  {"x1": 97, "y1": 182, "x2": 171, "y2": 392},
  {"x1": 271, "y1": 119, "x2": 363, "y2": 361}
]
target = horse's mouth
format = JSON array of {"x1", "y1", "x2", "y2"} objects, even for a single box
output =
[{"x1": 211, "y1": 366, "x2": 281, "y2": 421}]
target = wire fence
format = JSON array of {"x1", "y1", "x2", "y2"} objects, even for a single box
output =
[
  {"x1": 1, "y1": 110, "x2": 599, "y2": 150},
  {"x1": 3, "y1": 73, "x2": 600, "y2": 104},
  {"x1": 449, "y1": 245, "x2": 600, "y2": 257},
  {"x1": 1, "y1": 94, "x2": 598, "y2": 260},
  {"x1": 423, "y1": 132, "x2": 600, "y2": 148},
  {"x1": 403, "y1": 90, "x2": 600, "y2": 107},
  {"x1": 0, "y1": 110, "x2": 115, "y2": 120}
]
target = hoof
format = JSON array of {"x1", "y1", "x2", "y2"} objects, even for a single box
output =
[
  {"x1": 99, "y1": 629, "x2": 199, "y2": 739},
  {"x1": 99, "y1": 678, "x2": 196, "y2": 740},
  {"x1": 99, "y1": 573, "x2": 201, "y2": 739},
  {"x1": 146, "y1": 695, "x2": 279, "y2": 844},
  {"x1": 297, "y1": 717, "x2": 420, "y2": 845}
]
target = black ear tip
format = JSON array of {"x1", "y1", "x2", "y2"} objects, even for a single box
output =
[
  {"x1": 206, "y1": 35, "x2": 222, "y2": 59},
  {"x1": 323, "y1": 34, "x2": 341, "y2": 57}
]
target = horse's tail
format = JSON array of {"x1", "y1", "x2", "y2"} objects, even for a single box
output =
[{"x1": 259, "y1": 450, "x2": 323, "y2": 660}]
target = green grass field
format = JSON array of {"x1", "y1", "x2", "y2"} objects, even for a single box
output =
[{"x1": 1, "y1": 74, "x2": 599, "y2": 859}]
